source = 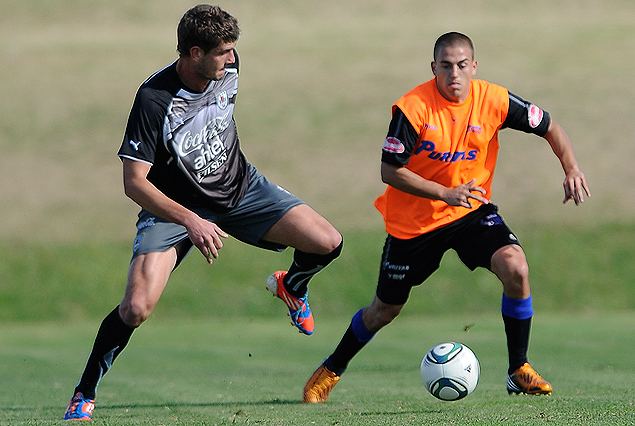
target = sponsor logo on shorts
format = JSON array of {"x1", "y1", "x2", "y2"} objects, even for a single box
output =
[
  {"x1": 481, "y1": 214, "x2": 503, "y2": 227},
  {"x1": 133, "y1": 234, "x2": 144, "y2": 252},
  {"x1": 383, "y1": 262, "x2": 409, "y2": 281},
  {"x1": 137, "y1": 217, "x2": 156, "y2": 231}
]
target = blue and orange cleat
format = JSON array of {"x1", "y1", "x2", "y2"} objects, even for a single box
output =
[
  {"x1": 267, "y1": 271, "x2": 314, "y2": 335},
  {"x1": 63, "y1": 392, "x2": 95, "y2": 420}
]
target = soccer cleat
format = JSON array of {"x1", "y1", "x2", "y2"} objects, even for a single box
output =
[
  {"x1": 507, "y1": 363, "x2": 553, "y2": 395},
  {"x1": 63, "y1": 392, "x2": 95, "y2": 420},
  {"x1": 266, "y1": 270, "x2": 314, "y2": 335},
  {"x1": 303, "y1": 364, "x2": 341, "y2": 403}
]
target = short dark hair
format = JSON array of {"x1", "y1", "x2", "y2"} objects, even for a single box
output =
[
  {"x1": 177, "y1": 4, "x2": 240, "y2": 57},
  {"x1": 433, "y1": 32, "x2": 474, "y2": 61}
]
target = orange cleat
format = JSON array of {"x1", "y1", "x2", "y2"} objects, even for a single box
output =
[
  {"x1": 303, "y1": 364, "x2": 341, "y2": 403},
  {"x1": 507, "y1": 363, "x2": 553, "y2": 395}
]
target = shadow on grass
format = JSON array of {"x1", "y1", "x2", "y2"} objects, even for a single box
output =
[
  {"x1": 1, "y1": 399, "x2": 443, "y2": 419},
  {"x1": 0, "y1": 398, "x2": 303, "y2": 413},
  {"x1": 0, "y1": 400, "x2": 306, "y2": 424},
  {"x1": 101, "y1": 398, "x2": 304, "y2": 409}
]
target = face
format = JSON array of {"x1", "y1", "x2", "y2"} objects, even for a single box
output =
[
  {"x1": 194, "y1": 41, "x2": 236, "y2": 82},
  {"x1": 431, "y1": 44, "x2": 477, "y2": 103}
]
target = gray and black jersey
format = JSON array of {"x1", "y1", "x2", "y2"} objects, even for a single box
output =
[{"x1": 118, "y1": 53, "x2": 249, "y2": 212}]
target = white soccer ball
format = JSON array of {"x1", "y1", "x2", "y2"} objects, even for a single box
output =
[{"x1": 420, "y1": 342, "x2": 480, "y2": 401}]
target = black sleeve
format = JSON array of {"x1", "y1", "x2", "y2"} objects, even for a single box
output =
[
  {"x1": 381, "y1": 107, "x2": 419, "y2": 166},
  {"x1": 118, "y1": 88, "x2": 166, "y2": 164},
  {"x1": 502, "y1": 91, "x2": 551, "y2": 137}
]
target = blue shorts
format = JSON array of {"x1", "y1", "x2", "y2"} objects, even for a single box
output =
[
  {"x1": 131, "y1": 163, "x2": 304, "y2": 264},
  {"x1": 376, "y1": 203, "x2": 521, "y2": 305}
]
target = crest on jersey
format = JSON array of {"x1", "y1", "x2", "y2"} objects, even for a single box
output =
[
  {"x1": 216, "y1": 90, "x2": 229, "y2": 110},
  {"x1": 527, "y1": 104, "x2": 543, "y2": 128}
]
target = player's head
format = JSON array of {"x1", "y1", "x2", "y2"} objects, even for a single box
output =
[
  {"x1": 177, "y1": 4, "x2": 240, "y2": 58},
  {"x1": 433, "y1": 32, "x2": 474, "y2": 62},
  {"x1": 431, "y1": 32, "x2": 477, "y2": 103}
]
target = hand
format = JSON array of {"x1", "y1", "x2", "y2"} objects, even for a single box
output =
[
  {"x1": 443, "y1": 178, "x2": 489, "y2": 208},
  {"x1": 563, "y1": 169, "x2": 591, "y2": 206},
  {"x1": 185, "y1": 216, "x2": 229, "y2": 264}
]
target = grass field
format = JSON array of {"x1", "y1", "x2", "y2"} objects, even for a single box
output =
[
  {"x1": 3, "y1": 223, "x2": 635, "y2": 322},
  {"x1": 2, "y1": 0, "x2": 635, "y2": 424},
  {"x1": 2, "y1": 315, "x2": 634, "y2": 425}
]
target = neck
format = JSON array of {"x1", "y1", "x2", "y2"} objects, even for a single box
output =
[{"x1": 175, "y1": 58, "x2": 209, "y2": 93}]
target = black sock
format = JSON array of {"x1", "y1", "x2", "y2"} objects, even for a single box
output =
[
  {"x1": 323, "y1": 309, "x2": 374, "y2": 376},
  {"x1": 323, "y1": 325, "x2": 369, "y2": 376},
  {"x1": 284, "y1": 240, "x2": 342, "y2": 297},
  {"x1": 74, "y1": 306, "x2": 135, "y2": 400},
  {"x1": 502, "y1": 314, "x2": 531, "y2": 374}
]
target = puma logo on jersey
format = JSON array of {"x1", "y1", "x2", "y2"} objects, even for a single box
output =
[{"x1": 129, "y1": 140, "x2": 142, "y2": 151}]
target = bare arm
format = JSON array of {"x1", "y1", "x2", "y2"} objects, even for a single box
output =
[
  {"x1": 542, "y1": 120, "x2": 591, "y2": 205},
  {"x1": 122, "y1": 158, "x2": 228, "y2": 264},
  {"x1": 380, "y1": 162, "x2": 489, "y2": 209}
]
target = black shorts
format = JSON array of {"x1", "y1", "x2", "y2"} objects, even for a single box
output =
[{"x1": 376, "y1": 204, "x2": 520, "y2": 305}]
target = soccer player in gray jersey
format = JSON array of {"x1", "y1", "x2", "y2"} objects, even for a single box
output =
[{"x1": 64, "y1": 5, "x2": 342, "y2": 420}]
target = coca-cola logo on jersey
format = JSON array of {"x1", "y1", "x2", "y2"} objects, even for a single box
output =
[{"x1": 177, "y1": 117, "x2": 228, "y2": 158}]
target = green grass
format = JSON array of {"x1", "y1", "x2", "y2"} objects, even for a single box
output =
[
  {"x1": 1, "y1": 0, "x2": 635, "y2": 423},
  {"x1": 2, "y1": 223, "x2": 635, "y2": 323},
  {"x1": 1, "y1": 314, "x2": 634, "y2": 425}
]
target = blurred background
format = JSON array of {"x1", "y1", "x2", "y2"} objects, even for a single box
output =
[{"x1": 1, "y1": 0, "x2": 633, "y2": 322}]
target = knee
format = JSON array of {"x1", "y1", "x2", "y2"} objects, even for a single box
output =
[
  {"x1": 492, "y1": 246, "x2": 529, "y2": 279},
  {"x1": 120, "y1": 252, "x2": 173, "y2": 327},
  {"x1": 313, "y1": 232, "x2": 343, "y2": 257},
  {"x1": 328, "y1": 233, "x2": 343, "y2": 256},
  {"x1": 492, "y1": 247, "x2": 530, "y2": 298},
  {"x1": 504, "y1": 269, "x2": 529, "y2": 299},
  {"x1": 118, "y1": 300, "x2": 152, "y2": 328},
  {"x1": 503, "y1": 258, "x2": 529, "y2": 282},
  {"x1": 318, "y1": 230, "x2": 343, "y2": 256}
]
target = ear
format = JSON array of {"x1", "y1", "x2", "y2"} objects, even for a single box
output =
[
  {"x1": 190, "y1": 46, "x2": 204, "y2": 61},
  {"x1": 472, "y1": 60, "x2": 478, "y2": 76},
  {"x1": 431, "y1": 61, "x2": 437, "y2": 76}
]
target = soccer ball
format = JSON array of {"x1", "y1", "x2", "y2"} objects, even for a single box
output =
[{"x1": 420, "y1": 342, "x2": 480, "y2": 401}]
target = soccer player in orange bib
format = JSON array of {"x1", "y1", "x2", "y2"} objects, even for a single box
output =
[{"x1": 303, "y1": 32, "x2": 590, "y2": 402}]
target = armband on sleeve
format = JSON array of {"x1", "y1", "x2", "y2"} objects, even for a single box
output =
[
  {"x1": 503, "y1": 92, "x2": 551, "y2": 137},
  {"x1": 381, "y1": 107, "x2": 419, "y2": 166}
]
